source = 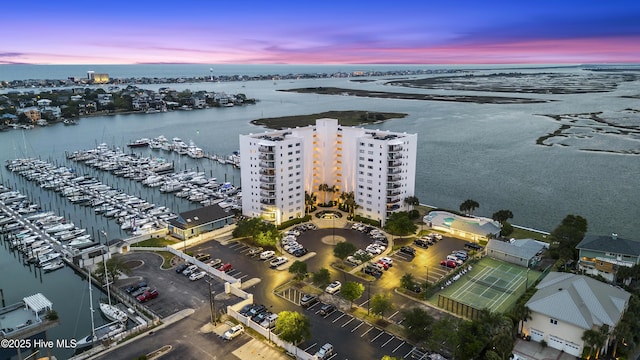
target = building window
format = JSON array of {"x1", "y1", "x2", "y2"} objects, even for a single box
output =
[{"x1": 550, "y1": 318, "x2": 557, "y2": 325}]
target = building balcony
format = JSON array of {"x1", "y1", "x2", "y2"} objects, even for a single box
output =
[
  {"x1": 387, "y1": 183, "x2": 401, "y2": 189},
  {"x1": 388, "y1": 153, "x2": 403, "y2": 160},
  {"x1": 388, "y1": 167, "x2": 402, "y2": 175},
  {"x1": 388, "y1": 145, "x2": 403, "y2": 153},
  {"x1": 387, "y1": 175, "x2": 402, "y2": 182},
  {"x1": 259, "y1": 153, "x2": 274, "y2": 161},
  {"x1": 260, "y1": 191, "x2": 276, "y2": 198},
  {"x1": 388, "y1": 160, "x2": 402, "y2": 167},
  {"x1": 259, "y1": 169, "x2": 275, "y2": 176},
  {"x1": 260, "y1": 183, "x2": 275, "y2": 191},
  {"x1": 260, "y1": 176, "x2": 275, "y2": 183},
  {"x1": 260, "y1": 198, "x2": 276, "y2": 205},
  {"x1": 387, "y1": 189, "x2": 401, "y2": 197},
  {"x1": 259, "y1": 161, "x2": 275, "y2": 169},
  {"x1": 258, "y1": 146, "x2": 274, "y2": 153},
  {"x1": 386, "y1": 197, "x2": 402, "y2": 204},
  {"x1": 261, "y1": 204, "x2": 277, "y2": 212},
  {"x1": 386, "y1": 204, "x2": 401, "y2": 211}
]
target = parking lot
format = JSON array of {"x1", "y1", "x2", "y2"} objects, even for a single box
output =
[{"x1": 117, "y1": 252, "x2": 230, "y2": 319}]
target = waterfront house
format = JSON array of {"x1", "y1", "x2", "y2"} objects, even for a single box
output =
[
  {"x1": 486, "y1": 238, "x2": 546, "y2": 268},
  {"x1": 522, "y1": 272, "x2": 630, "y2": 357},
  {"x1": 18, "y1": 107, "x2": 41, "y2": 122},
  {"x1": 36, "y1": 99, "x2": 52, "y2": 107},
  {"x1": 168, "y1": 204, "x2": 234, "y2": 240},
  {"x1": 576, "y1": 233, "x2": 640, "y2": 283},
  {"x1": 97, "y1": 93, "x2": 114, "y2": 107}
]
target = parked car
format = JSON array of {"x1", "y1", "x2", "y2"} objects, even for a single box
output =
[
  {"x1": 260, "y1": 313, "x2": 279, "y2": 329},
  {"x1": 325, "y1": 281, "x2": 342, "y2": 294},
  {"x1": 377, "y1": 260, "x2": 390, "y2": 270},
  {"x1": 125, "y1": 281, "x2": 147, "y2": 293},
  {"x1": 293, "y1": 247, "x2": 308, "y2": 257},
  {"x1": 239, "y1": 303, "x2": 255, "y2": 316},
  {"x1": 318, "y1": 303, "x2": 336, "y2": 316},
  {"x1": 136, "y1": 289, "x2": 159, "y2": 302},
  {"x1": 399, "y1": 246, "x2": 416, "y2": 256},
  {"x1": 207, "y1": 258, "x2": 222, "y2": 268},
  {"x1": 379, "y1": 257, "x2": 393, "y2": 267},
  {"x1": 270, "y1": 256, "x2": 289, "y2": 268},
  {"x1": 182, "y1": 264, "x2": 198, "y2": 276},
  {"x1": 300, "y1": 294, "x2": 319, "y2": 308},
  {"x1": 464, "y1": 242, "x2": 483, "y2": 251},
  {"x1": 222, "y1": 324, "x2": 244, "y2": 340},
  {"x1": 247, "y1": 247, "x2": 263, "y2": 256},
  {"x1": 315, "y1": 343, "x2": 334, "y2": 360},
  {"x1": 346, "y1": 255, "x2": 362, "y2": 266},
  {"x1": 414, "y1": 238, "x2": 429, "y2": 248},
  {"x1": 195, "y1": 253, "x2": 211, "y2": 262},
  {"x1": 131, "y1": 286, "x2": 150, "y2": 298},
  {"x1": 174, "y1": 264, "x2": 188, "y2": 274},
  {"x1": 218, "y1": 263, "x2": 233, "y2": 272},
  {"x1": 440, "y1": 259, "x2": 457, "y2": 268},
  {"x1": 247, "y1": 304, "x2": 267, "y2": 318},
  {"x1": 259, "y1": 250, "x2": 275, "y2": 260},
  {"x1": 189, "y1": 271, "x2": 206, "y2": 281},
  {"x1": 253, "y1": 311, "x2": 272, "y2": 323},
  {"x1": 410, "y1": 283, "x2": 423, "y2": 293},
  {"x1": 364, "y1": 265, "x2": 382, "y2": 276}
]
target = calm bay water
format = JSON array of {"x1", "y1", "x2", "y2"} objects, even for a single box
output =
[{"x1": 0, "y1": 64, "x2": 638, "y2": 358}]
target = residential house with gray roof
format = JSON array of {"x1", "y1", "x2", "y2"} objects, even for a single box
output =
[
  {"x1": 576, "y1": 233, "x2": 640, "y2": 283},
  {"x1": 523, "y1": 272, "x2": 630, "y2": 357}
]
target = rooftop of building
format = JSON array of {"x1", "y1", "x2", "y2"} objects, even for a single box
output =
[
  {"x1": 526, "y1": 272, "x2": 630, "y2": 330},
  {"x1": 169, "y1": 203, "x2": 233, "y2": 229},
  {"x1": 487, "y1": 238, "x2": 545, "y2": 260},
  {"x1": 0, "y1": 293, "x2": 53, "y2": 338},
  {"x1": 576, "y1": 233, "x2": 640, "y2": 257},
  {"x1": 424, "y1": 210, "x2": 501, "y2": 237}
]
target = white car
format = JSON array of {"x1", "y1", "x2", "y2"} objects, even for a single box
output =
[
  {"x1": 259, "y1": 250, "x2": 275, "y2": 260},
  {"x1": 346, "y1": 255, "x2": 362, "y2": 266},
  {"x1": 222, "y1": 324, "x2": 244, "y2": 340},
  {"x1": 207, "y1": 258, "x2": 222, "y2": 268},
  {"x1": 431, "y1": 233, "x2": 443, "y2": 240},
  {"x1": 379, "y1": 256, "x2": 393, "y2": 267},
  {"x1": 182, "y1": 264, "x2": 198, "y2": 276},
  {"x1": 270, "y1": 256, "x2": 288, "y2": 268},
  {"x1": 189, "y1": 270, "x2": 206, "y2": 281},
  {"x1": 366, "y1": 244, "x2": 382, "y2": 255},
  {"x1": 325, "y1": 280, "x2": 342, "y2": 294}
]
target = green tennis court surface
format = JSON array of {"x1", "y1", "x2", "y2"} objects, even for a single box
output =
[{"x1": 435, "y1": 258, "x2": 541, "y2": 317}]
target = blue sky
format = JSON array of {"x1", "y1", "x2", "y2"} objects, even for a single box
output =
[{"x1": 2, "y1": 0, "x2": 639, "y2": 64}]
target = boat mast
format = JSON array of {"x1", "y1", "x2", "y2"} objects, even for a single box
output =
[
  {"x1": 88, "y1": 267, "x2": 96, "y2": 341},
  {"x1": 101, "y1": 230, "x2": 111, "y2": 306}
]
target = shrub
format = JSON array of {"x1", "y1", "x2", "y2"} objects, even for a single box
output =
[{"x1": 277, "y1": 215, "x2": 312, "y2": 230}]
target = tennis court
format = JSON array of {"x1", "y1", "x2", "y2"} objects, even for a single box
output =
[{"x1": 436, "y1": 258, "x2": 541, "y2": 318}]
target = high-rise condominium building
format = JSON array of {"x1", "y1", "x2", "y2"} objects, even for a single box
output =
[{"x1": 239, "y1": 118, "x2": 417, "y2": 226}]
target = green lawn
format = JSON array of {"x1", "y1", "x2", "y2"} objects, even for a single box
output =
[
  {"x1": 131, "y1": 237, "x2": 178, "y2": 247},
  {"x1": 509, "y1": 227, "x2": 549, "y2": 242}
]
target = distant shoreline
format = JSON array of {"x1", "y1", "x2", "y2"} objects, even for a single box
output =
[{"x1": 250, "y1": 110, "x2": 408, "y2": 130}]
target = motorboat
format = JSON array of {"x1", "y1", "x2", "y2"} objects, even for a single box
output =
[{"x1": 42, "y1": 260, "x2": 64, "y2": 272}]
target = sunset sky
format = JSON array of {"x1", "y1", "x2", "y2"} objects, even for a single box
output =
[{"x1": 2, "y1": 0, "x2": 639, "y2": 65}]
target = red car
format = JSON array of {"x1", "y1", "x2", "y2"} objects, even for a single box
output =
[
  {"x1": 218, "y1": 263, "x2": 233, "y2": 272},
  {"x1": 136, "y1": 289, "x2": 159, "y2": 302},
  {"x1": 440, "y1": 260, "x2": 457, "y2": 268},
  {"x1": 377, "y1": 260, "x2": 390, "y2": 270}
]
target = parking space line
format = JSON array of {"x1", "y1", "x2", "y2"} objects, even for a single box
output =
[
  {"x1": 388, "y1": 310, "x2": 399, "y2": 320},
  {"x1": 228, "y1": 243, "x2": 243, "y2": 249},
  {"x1": 304, "y1": 342, "x2": 317, "y2": 352},
  {"x1": 393, "y1": 341, "x2": 405, "y2": 353},
  {"x1": 360, "y1": 326, "x2": 373, "y2": 337},
  {"x1": 404, "y1": 348, "x2": 413, "y2": 358},
  {"x1": 341, "y1": 317, "x2": 355, "y2": 327},
  {"x1": 237, "y1": 274, "x2": 248, "y2": 280},
  {"x1": 359, "y1": 299, "x2": 369, "y2": 307},
  {"x1": 351, "y1": 321, "x2": 363, "y2": 332},
  {"x1": 326, "y1": 354, "x2": 337, "y2": 360},
  {"x1": 332, "y1": 313, "x2": 346, "y2": 323},
  {"x1": 370, "y1": 331, "x2": 385, "y2": 343},
  {"x1": 381, "y1": 336, "x2": 395, "y2": 347}
]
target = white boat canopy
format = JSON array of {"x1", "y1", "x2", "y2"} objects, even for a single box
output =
[{"x1": 23, "y1": 293, "x2": 53, "y2": 320}]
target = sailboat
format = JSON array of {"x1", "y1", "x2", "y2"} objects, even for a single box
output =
[
  {"x1": 76, "y1": 268, "x2": 126, "y2": 350},
  {"x1": 98, "y1": 239, "x2": 128, "y2": 323}
]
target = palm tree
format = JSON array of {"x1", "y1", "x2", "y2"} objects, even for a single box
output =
[
  {"x1": 492, "y1": 209, "x2": 514, "y2": 224},
  {"x1": 511, "y1": 303, "x2": 532, "y2": 336},
  {"x1": 404, "y1": 195, "x2": 419, "y2": 211},
  {"x1": 327, "y1": 185, "x2": 337, "y2": 205},
  {"x1": 304, "y1": 191, "x2": 317, "y2": 215},
  {"x1": 612, "y1": 322, "x2": 631, "y2": 357},
  {"x1": 582, "y1": 328, "x2": 606, "y2": 359},
  {"x1": 318, "y1": 183, "x2": 329, "y2": 204},
  {"x1": 459, "y1": 199, "x2": 480, "y2": 216},
  {"x1": 340, "y1": 191, "x2": 358, "y2": 217}
]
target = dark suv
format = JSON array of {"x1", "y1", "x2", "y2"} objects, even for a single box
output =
[
  {"x1": 400, "y1": 246, "x2": 416, "y2": 256},
  {"x1": 414, "y1": 239, "x2": 429, "y2": 248},
  {"x1": 318, "y1": 303, "x2": 336, "y2": 316},
  {"x1": 248, "y1": 304, "x2": 267, "y2": 318}
]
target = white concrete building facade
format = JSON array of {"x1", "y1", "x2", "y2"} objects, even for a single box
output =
[{"x1": 239, "y1": 118, "x2": 417, "y2": 226}]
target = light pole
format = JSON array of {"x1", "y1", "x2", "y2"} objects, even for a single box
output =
[
  {"x1": 367, "y1": 280, "x2": 371, "y2": 315},
  {"x1": 207, "y1": 277, "x2": 216, "y2": 325}
]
